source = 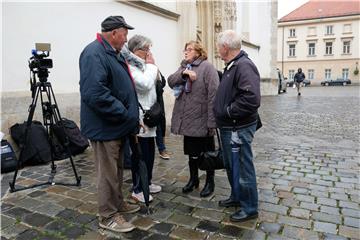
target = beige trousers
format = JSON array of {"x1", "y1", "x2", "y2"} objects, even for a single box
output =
[{"x1": 91, "y1": 139, "x2": 125, "y2": 219}]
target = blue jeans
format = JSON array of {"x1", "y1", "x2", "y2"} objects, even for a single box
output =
[
  {"x1": 156, "y1": 125, "x2": 166, "y2": 152},
  {"x1": 220, "y1": 122, "x2": 258, "y2": 214}
]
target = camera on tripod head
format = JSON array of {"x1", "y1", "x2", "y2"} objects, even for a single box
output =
[{"x1": 29, "y1": 43, "x2": 53, "y2": 82}]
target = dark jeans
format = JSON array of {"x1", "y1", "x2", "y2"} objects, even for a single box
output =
[
  {"x1": 123, "y1": 137, "x2": 131, "y2": 169},
  {"x1": 132, "y1": 137, "x2": 155, "y2": 194},
  {"x1": 155, "y1": 124, "x2": 166, "y2": 153},
  {"x1": 220, "y1": 122, "x2": 258, "y2": 214}
]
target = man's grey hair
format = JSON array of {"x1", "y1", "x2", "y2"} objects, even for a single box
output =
[
  {"x1": 128, "y1": 34, "x2": 152, "y2": 53},
  {"x1": 217, "y1": 30, "x2": 242, "y2": 50}
]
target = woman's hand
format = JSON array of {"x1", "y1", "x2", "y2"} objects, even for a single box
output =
[
  {"x1": 145, "y1": 52, "x2": 155, "y2": 64},
  {"x1": 183, "y1": 69, "x2": 197, "y2": 81}
]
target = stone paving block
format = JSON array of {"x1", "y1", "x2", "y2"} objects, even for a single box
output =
[
  {"x1": 145, "y1": 233, "x2": 174, "y2": 240},
  {"x1": 172, "y1": 196, "x2": 199, "y2": 207},
  {"x1": 338, "y1": 225, "x2": 360, "y2": 239},
  {"x1": 296, "y1": 194, "x2": 315, "y2": 203},
  {"x1": 310, "y1": 190, "x2": 329, "y2": 198},
  {"x1": 321, "y1": 233, "x2": 348, "y2": 240},
  {"x1": 132, "y1": 216, "x2": 156, "y2": 230},
  {"x1": 330, "y1": 193, "x2": 349, "y2": 201},
  {"x1": 170, "y1": 226, "x2": 207, "y2": 240},
  {"x1": 57, "y1": 197, "x2": 83, "y2": 209},
  {"x1": 290, "y1": 208, "x2": 310, "y2": 219},
  {"x1": 1, "y1": 215, "x2": 16, "y2": 229},
  {"x1": 196, "y1": 220, "x2": 221, "y2": 233},
  {"x1": 320, "y1": 206, "x2": 340, "y2": 215},
  {"x1": 240, "y1": 230, "x2": 266, "y2": 240},
  {"x1": 2, "y1": 207, "x2": 32, "y2": 220},
  {"x1": 267, "y1": 233, "x2": 297, "y2": 240},
  {"x1": 62, "y1": 225, "x2": 87, "y2": 239},
  {"x1": 174, "y1": 203, "x2": 194, "y2": 215},
  {"x1": 168, "y1": 213, "x2": 201, "y2": 228},
  {"x1": 15, "y1": 229, "x2": 42, "y2": 240},
  {"x1": 259, "y1": 202, "x2": 288, "y2": 215},
  {"x1": 150, "y1": 222, "x2": 175, "y2": 235},
  {"x1": 218, "y1": 224, "x2": 244, "y2": 238},
  {"x1": 312, "y1": 212, "x2": 342, "y2": 224},
  {"x1": 28, "y1": 190, "x2": 46, "y2": 198},
  {"x1": 156, "y1": 192, "x2": 176, "y2": 201},
  {"x1": 56, "y1": 208, "x2": 80, "y2": 222},
  {"x1": 74, "y1": 212, "x2": 97, "y2": 225},
  {"x1": 283, "y1": 225, "x2": 319, "y2": 240},
  {"x1": 344, "y1": 216, "x2": 360, "y2": 228},
  {"x1": 0, "y1": 223, "x2": 29, "y2": 239},
  {"x1": 278, "y1": 215, "x2": 311, "y2": 229},
  {"x1": 259, "y1": 222, "x2": 281, "y2": 234},
  {"x1": 281, "y1": 198, "x2": 300, "y2": 208},
  {"x1": 341, "y1": 208, "x2": 360, "y2": 218},
  {"x1": 339, "y1": 200, "x2": 358, "y2": 209},
  {"x1": 300, "y1": 202, "x2": 319, "y2": 211},
  {"x1": 33, "y1": 202, "x2": 65, "y2": 217},
  {"x1": 313, "y1": 221, "x2": 337, "y2": 234},
  {"x1": 22, "y1": 212, "x2": 53, "y2": 227},
  {"x1": 258, "y1": 211, "x2": 277, "y2": 222},
  {"x1": 293, "y1": 187, "x2": 309, "y2": 194},
  {"x1": 316, "y1": 197, "x2": 337, "y2": 207},
  {"x1": 192, "y1": 208, "x2": 225, "y2": 222},
  {"x1": 150, "y1": 208, "x2": 173, "y2": 222},
  {"x1": 44, "y1": 220, "x2": 68, "y2": 233},
  {"x1": 77, "y1": 231, "x2": 103, "y2": 240}
]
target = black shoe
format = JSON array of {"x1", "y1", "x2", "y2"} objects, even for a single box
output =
[
  {"x1": 218, "y1": 197, "x2": 241, "y2": 208},
  {"x1": 182, "y1": 157, "x2": 199, "y2": 193},
  {"x1": 230, "y1": 210, "x2": 258, "y2": 222},
  {"x1": 200, "y1": 170, "x2": 214, "y2": 197},
  {"x1": 298, "y1": 92, "x2": 301, "y2": 96}
]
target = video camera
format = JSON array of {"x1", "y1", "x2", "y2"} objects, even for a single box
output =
[{"x1": 29, "y1": 43, "x2": 53, "y2": 82}]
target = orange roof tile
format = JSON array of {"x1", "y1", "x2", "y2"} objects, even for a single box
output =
[{"x1": 279, "y1": 0, "x2": 360, "y2": 22}]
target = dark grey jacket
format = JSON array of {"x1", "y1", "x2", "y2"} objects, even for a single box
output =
[
  {"x1": 168, "y1": 58, "x2": 219, "y2": 137},
  {"x1": 214, "y1": 50, "x2": 260, "y2": 128}
]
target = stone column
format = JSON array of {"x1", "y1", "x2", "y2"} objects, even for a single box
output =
[{"x1": 196, "y1": 0, "x2": 237, "y2": 70}]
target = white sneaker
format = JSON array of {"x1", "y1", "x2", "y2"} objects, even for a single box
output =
[
  {"x1": 131, "y1": 191, "x2": 153, "y2": 203},
  {"x1": 149, "y1": 183, "x2": 162, "y2": 194}
]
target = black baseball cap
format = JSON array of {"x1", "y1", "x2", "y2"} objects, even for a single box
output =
[{"x1": 101, "y1": 16, "x2": 134, "y2": 32}]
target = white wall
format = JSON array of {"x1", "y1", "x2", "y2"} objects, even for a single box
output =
[
  {"x1": 236, "y1": 1, "x2": 274, "y2": 79},
  {"x1": 2, "y1": 1, "x2": 179, "y2": 93}
]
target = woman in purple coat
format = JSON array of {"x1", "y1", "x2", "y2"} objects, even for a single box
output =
[{"x1": 168, "y1": 41, "x2": 219, "y2": 197}]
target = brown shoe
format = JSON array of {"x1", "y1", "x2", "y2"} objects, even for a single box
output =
[
  {"x1": 99, "y1": 214, "x2": 134, "y2": 233},
  {"x1": 159, "y1": 151, "x2": 170, "y2": 160},
  {"x1": 119, "y1": 202, "x2": 140, "y2": 214}
]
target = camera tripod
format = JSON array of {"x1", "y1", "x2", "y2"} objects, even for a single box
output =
[{"x1": 9, "y1": 81, "x2": 81, "y2": 192}]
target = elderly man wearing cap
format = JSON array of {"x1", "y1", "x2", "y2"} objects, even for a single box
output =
[{"x1": 79, "y1": 16, "x2": 140, "y2": 233}]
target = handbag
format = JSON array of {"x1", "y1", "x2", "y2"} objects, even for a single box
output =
[
  {"x1": 198, "y1": 129, "x2": 225, "y2": 171},
  {"x1": 139, "y1": 102, "x2": 163, "y2": 128}
]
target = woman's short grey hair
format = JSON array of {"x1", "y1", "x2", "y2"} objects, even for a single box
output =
[
  {"x1": 217, "y1": 30, "x2": 242, "y2": 50},
  {"x1": 128, "y1": 34, "x2": 152, "y2": 52}
]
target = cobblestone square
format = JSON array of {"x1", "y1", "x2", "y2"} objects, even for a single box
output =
[{"x1": 1, "y1": 86, "x2": 359, "y2": 239}]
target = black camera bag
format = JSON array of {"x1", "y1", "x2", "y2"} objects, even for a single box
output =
[
  {"x1": 51, "y1": 118, "x2": 89, "y2": 156},
  {"x1": 139, "y1": 102, "x2": 163, "y2": 128},
  {"x1": 10, "y1": 121, "x2": 51, "y2": 166},
  {"x1": 1, "y1": 139, "x2": 18, "y2": 173}
]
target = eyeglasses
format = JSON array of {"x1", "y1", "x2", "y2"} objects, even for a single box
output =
[
  {"x1": 183, "y1": 48, "x2": 194, "y2": 53},
  {"x1": 140, "y1": 47, "x2": 150, "y2": 52}
]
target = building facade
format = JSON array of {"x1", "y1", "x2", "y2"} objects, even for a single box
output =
[
  {"x1": 1, "y1": 0, "x2": 277, "y2": 134},
  {"x1": 277, "y1": 0, "x2": 360, "y2": 85}
]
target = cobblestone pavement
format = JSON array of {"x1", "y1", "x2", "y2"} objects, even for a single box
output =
[{"x1": 1, "y1": 86, "x2": 359, "y2": 240}]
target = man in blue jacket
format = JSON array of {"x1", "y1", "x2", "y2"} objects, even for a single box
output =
[
  {"x1": 214, "y1": 30, "x2": 261, "y2": 222},
  {"x1": 79, "y1": 16, "x2": 140, "y2": 233}
]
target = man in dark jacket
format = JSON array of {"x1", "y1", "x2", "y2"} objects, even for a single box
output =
[
  {"x1": 294, "y1": 68, "x2": 305, "y2": 96},
  {"x1": 79, "y1": 16, "x2": 140, "y2": 233},
  {"x1": 214, "y1": 30, "x2": 261, "y2": 222}
]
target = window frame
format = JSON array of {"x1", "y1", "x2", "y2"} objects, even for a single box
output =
[
  {"x1": 289, "y1": 44, "x2": 296, "y2": 57},
  {"x1": 325, "y1": 42, "x2": 333, "y2": 55},
  {"x1": 343, "y1": 41, "x2": 351, "y2": 54},
  {"x1": 308, "y1": 42, "x2": 315, "y2": 56},
  {"x1": 308, "y1": 69, "x2": 314, "y2": 80},
  {"x1": 325, "y1": 25, "x2": 333, "y2": 35},
  {"x1": 325, "y1": 69, "x2": 332, "y2": 80}
]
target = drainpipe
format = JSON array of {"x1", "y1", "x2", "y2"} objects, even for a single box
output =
[{"x1": 282, "y1": 25, "x2": 284, "y2": 73}]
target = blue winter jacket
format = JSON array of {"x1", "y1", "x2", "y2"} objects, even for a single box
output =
[{"x1": 79, "y1": 34, "x2": 139, "y2": 141}]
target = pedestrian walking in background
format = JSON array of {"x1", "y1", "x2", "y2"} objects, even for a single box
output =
[
  {"x1": 168, "y1": 41, "x2": 219, "y2": 198},
  {"x1": 294, "y1": 68, "x2": 305, "y2": 96},
  {"x1": 122, "y1": 34, "x2": 162, "y2": 203},
  {"x1": 214, "y1": 30, "x2": 261, "y2": 222},
  {"x1": 79, "y1": 16, "x2": 140, "y2": 233}
]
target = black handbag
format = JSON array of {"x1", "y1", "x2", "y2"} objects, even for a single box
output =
[
  {"x1": 198, "y1": 129, "x2": 225, "y2": 171},
  {"x1": 139, "y1": 102, "x2": 163, "y2": 128}
]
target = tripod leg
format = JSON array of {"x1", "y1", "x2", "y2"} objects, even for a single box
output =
[{"x1": 9, "y1": 85, "x2": 40, "y2": 192}]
